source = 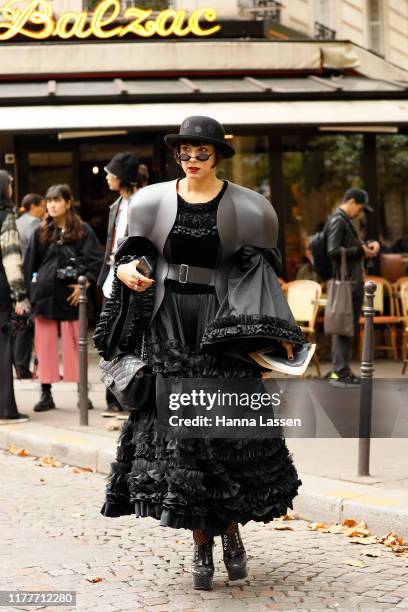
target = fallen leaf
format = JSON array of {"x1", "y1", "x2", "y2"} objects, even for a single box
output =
[
  {"x1": 341, "y1": 559, "x2": 367, "y2": 568},
  {"x1": 307, "y1": 522, "x2": 330, "y2": 533},
  {"x1": 328, "y1": 524, "x2": 345, "y2": 534},
  {"x1": 85, "y1": 576, "x2": 103, "y2": 583},
  {"x1": 344, "y1": 522, "x2": 371, "y2": 538},
  {"x1": 7, "y1": 444, "x2": 30, "y2": 457},
  {"x1": 39, "y1": 455, "x2": 62, "y2": 468},
  {"x1": 378, "y1": 531, "x2": 404, "y2": 546},
  {"x1": 361, "y1": 551, "x2": 382, "y2": 557},
  {"x1": 72, "y1": 467, "x2": 95, "y2": 474},
  {"x1": 391, "y1": 545, "x2": 408, "y2": 554},
  {"x1": 278, "y1": 512, "x2": 299, "y2": 521},
  {"x1": 175, "y1": 540, "x2": 187, "y2": 545},
  {"x1": 342, "y1": 519, "x2": 357, "y2": 528},
  {"x1": 274, "y1": 523, "x2": 293, "y2": 531},
  {"x1": 349, "y1": 537, "x2": 378, "y2": 545},
  {"x1": 72, "y1": 512, "x2": 85, "y2": 518}
]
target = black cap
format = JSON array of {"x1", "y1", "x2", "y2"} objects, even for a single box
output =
[
  {"x1": 164, "y1": 115, "x2": 235, "y2": 158},
  {"x1": 343, "y1": 188, "x2": 373, "y2": 213},
  {"x1": 104, "y1": 152, "x2": 140, "y2": 185}
]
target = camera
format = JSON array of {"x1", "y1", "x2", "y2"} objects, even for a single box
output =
[{"x1": 56, "y1": 258, "x2": 78, "y2": 282}]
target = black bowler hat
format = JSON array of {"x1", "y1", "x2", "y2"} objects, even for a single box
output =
[
  {"x1": 104, "y1": 152, "x2": 140, "y2": 185},
  {"x1": 343, "y1": 188, "x2": 374, "y2": 213},
  {"x1": 164, "y1": 116, "x2": 235, "y2": 158}
]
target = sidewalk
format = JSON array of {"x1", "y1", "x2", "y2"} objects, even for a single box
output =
[{"x1": 1, "y1": 353, "x2": 408, "y2": 539}]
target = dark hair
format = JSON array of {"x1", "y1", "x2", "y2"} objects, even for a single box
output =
[
  {"x1": 21, "y1": 193, "x2": 43, "y2": 212},
  {"x1": 40, "y1": 184, "x2": 84, "y2": 245},
  {"x1": 174, "y1": 141, "x2": 222, "y2": 168},
  {"x1": 0, "y1": 170, "x2": 13, "y2": 208}
]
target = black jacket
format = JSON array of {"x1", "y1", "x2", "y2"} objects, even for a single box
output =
[
  {"x1": 24, "y1": 223, "x2": 103, "y2": 320},
  {"x1": 326, "y1": 208, "x2": 365, "y2": 283},
  {"x1": 97, "y1": 196, "x2": 121, "y2": 288},
  {"x1": 94, "y1": 180, "x2": 304, "y2": 361}
]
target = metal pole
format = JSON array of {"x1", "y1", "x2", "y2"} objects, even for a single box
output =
[
  {"x1": 358, "y1": 280, "x2": 377, "y2": 476},
  {"x1": 78, "y1": 275, "x2": 89, "y2": 426}
]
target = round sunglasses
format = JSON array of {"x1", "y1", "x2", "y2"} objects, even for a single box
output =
[{"x1": 177, "y1": 152, "x2": 214, "y2": 162}]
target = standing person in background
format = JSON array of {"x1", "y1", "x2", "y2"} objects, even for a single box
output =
[
  {"x1": 24, "y1": 184, "x2": 103, "y2": 412},
  {"x1": 0, "y1": 171, "x2": 31, "y2": 422},
  {"x1": 326, "y1": 188, "x2": 379, "y2": 387},
  {"x1": 16, "y1": 194, "x2": 46, "y2": 256},
  {"x1": 97, "y1": 152, "x2": 149, "y2": 414},
  {"x1": 13, "y1": 193, "x2": 46, "y2": 379}
]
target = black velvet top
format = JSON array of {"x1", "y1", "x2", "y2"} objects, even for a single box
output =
[{"x1": 165, "y1": 180, "x2": 227, "y2": 295}]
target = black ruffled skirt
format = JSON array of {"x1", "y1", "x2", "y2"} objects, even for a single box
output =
[{"x1": 100, "y1": 284, "x2": 302, "y2": 536}]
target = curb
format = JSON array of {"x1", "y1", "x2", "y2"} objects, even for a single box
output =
[
  {"x1": 294, "y1": 474, "x2": 408, "y2": 539},
  {"x1": 1, "y1": 423, "x2": 408, "y2": 539}
]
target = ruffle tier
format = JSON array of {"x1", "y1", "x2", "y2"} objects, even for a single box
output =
[{"x1": 101, "y1": 334, "x2": 302, "y2": 536}]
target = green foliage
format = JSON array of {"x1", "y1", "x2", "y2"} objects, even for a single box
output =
[
  {"x1": 377, "y1": 135, "x2": 408, "y2": 190},
  {"x1": 302, "y1": 135, "x2": 363, "y2": 193}
]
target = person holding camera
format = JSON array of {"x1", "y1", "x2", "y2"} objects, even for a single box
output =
[{"x1": 24, "y1": 184, "x2": 102, "y2": 412}]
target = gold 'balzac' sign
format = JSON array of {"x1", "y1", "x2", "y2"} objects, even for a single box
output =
[{"x1": 0, "y1": 0, "x2": 221, "y2": 41}]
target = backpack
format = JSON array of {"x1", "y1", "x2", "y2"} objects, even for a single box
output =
[{"x1": 308, "y1": 224, "x2": 332, "y2": 281}]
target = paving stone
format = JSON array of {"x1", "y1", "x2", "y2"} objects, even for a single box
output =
[{"x1": 2, "y1": 449, "x2": 408, "y2": 612}]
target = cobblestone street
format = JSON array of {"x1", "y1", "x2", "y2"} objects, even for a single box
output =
[{"x1": 1, "y1": 450, "x2": 408, "y2": 612}]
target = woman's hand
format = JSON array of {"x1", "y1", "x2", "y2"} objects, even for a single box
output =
[
  {"x1": 281, "y1": 341, "x2": 294, "y2": 360},
  {"x1": 15, "y1": 300, "x2": 30, "y2": 316},
  {"x1": 117, "y1": 260, "x2": 155, "y2": 293},
  {"x1": 67, "y1": 284, "x2": 81, "y2": 306}
]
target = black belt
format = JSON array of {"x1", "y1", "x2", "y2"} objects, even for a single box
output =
[{"x1": 167, "y1": 263, "x2": 217, "y2": 286}]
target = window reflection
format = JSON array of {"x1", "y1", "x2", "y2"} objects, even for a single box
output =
[
  {"x1": 377, "y1": 134, "x2": 408, "y2": 249},
  {"x1": 282, "y1": 134, "x2": 363, "y2": 279},
  {"x1": 218, "y1": 135, "x2": 270, "y2": 198}
]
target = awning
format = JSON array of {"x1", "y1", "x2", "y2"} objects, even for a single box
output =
[{"x1": 2, "y1": 99, "x2": 408, "y2": 132}]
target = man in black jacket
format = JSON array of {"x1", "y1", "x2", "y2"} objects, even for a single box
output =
[
  {"x1": 97, "y1": 152, "x2": 148, "y2": 413},
  {"x1": 327, "y1": 188, "x2": 379, "y2": 387}
]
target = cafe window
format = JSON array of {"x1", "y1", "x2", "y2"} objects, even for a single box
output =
[
  {"x1": 218, "y1": 134, "x2": 270, "y2": 198},
  {"x1": 282, "y1": 133, "x2": 363, "y2": 279},
  {"x1": 376, "y1": 134, "x2": 408, "y2": 247},
  {"x1": 27, "y1": 151, "x2": 74, "y2": 200}
]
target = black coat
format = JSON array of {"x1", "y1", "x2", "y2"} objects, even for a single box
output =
[
  {"x1": 24, "y1": 223, "x2": 103, "y2": 320},
  {"x1": 94, "y1": 180, "x2": 304, "y2": 361},
  {"x1": 326, "y1": 208, "x2": 365, "y2": 283},
  {"x1": 97, "y1": 196, "x2": 121, "y2": 288}
]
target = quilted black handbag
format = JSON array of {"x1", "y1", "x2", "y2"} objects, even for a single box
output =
[{"x1": 99, "y1": 349, "x2": 152, "y2": 412}]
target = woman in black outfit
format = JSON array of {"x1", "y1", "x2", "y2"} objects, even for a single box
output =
[
  {"x1": 24, "y1": 184, "x2": 103, "y2": 412},
  {"x1": 96, "y1": 116, "x2": 303, "y2": 591},
  {"x1": 0, "y1": 171, "x2": 30, "y2": 422}
]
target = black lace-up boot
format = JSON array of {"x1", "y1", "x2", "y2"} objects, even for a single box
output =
[
  {"x1": 191, "y1": 538, "x2": 214, "y2": 590},
  {"x1": 33, "y1": 384, "x2": 56, "y2": 412},
  {"x1": 222, "y1": 524, "x2": 248, "y2": 581}
]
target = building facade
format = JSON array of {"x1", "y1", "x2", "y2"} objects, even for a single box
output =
[{"x1": 0, "y1": 0, "x2": 408, "y2": 278}]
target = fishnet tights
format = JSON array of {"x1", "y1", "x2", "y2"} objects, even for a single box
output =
[{"x1": 193, "y1": 522, "x2": 238, "y2": 544}]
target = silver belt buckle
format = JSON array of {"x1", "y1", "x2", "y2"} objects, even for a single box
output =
[{"x1": 179, "y1": 264, "x2": 189, "y2": 283}]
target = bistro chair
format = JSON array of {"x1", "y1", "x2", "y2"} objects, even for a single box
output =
[
  {"x1": 380, "y1": 253, "x2": 407, "y2": 284},
  {"x1": 398, "y1": 281, "x2": 408, "y2": 374},
  {"x1": 359, "y1": 275, "x2": 400, "y2": 361},
  {"x1": 393, "y1": 276, "x2": 408, "y2": 317},
  {"x1": 282, "y1": 280, "x2": 322, "y2": 376}
]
